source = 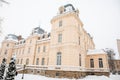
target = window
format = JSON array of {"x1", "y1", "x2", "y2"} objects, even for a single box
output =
[
  {"x1": 38, "y1": 37, "x2": 40, "y2": 40},
  {"x1": 56, "y1": 72, "x2": 60, "y2": 76},
  {"x1": 21, "y1": 59, "x2": 23, "y2": 64},
  {"x1": 7, "y1": 44, "x2": 9, "y2": 47},
  {"x1": 28, "y1": 48, "x2": 30, "y2": 53},
  {"x1": 26, "y1": 58, "x2": 29, "y2": 65},
  {"x1": 79, "y1": 54, "x2": 81, "y2": 66},
  {"x1": 59, "y1": 20, "x2": 62, "y2": 27},
  {"x1": 41, "y1": 58, "x2": 45, "y2": 65},
  {"x1": 99, "y1": 58, "x2": 103, "y2": 68},
  {"x1": 42, "y1": 35, "x2": 45, "y2": 38},
  {"x1": 38, "y1": 47, "x2": 40, "y2": 53},
  {"x1": 58, "y1": 34, "x2": 62, "y2": 43},
  {"x1": 43, "y1": 46, "x2": 46, "y2": 52},
  {"x1": 23, "y1": 40, "x2": 25, "y2": 43},
  {"x1": 56, "y1": 52, "x2": 61, "y2": 65},
  {"x1": 20, "y1": 41, "x2": 22, "y2": 44},
  {"x1": 48, "y1": 33, "x2": 50, "y2": 37},
  {"x1": 4, "y1": 50, "x2": 7, "y2": 55},
  {"x1": 36, "y1": 58, "x2": 39, "y2": 65},
  {"x1": 90, "y1": 59, "x2": 94, "y2": 68}
]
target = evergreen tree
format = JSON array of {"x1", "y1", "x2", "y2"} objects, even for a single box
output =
[
  {"x1": 0, "y1": 58, "x2": 6, "y2": 79},
  {"x1": 5, "y1": 58, "x2": 17, "y2": 80}
]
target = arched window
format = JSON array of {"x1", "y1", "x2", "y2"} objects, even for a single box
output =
[
  {"x1": 56, "y1": 52, "x2": 61, "y2": 65},
  {"x1": 41, "y1": 58, "x2": 45, "y2": 65},
  {"x1": 99, "y1": 58, "x2": 103, "y2": 68},
  {"x1": 36, "y1": 58, "x2": 39, "y2": 65},
  {"x1": 26, "y1": 58, "x2": 29, "y2": 65},
  {"x1": 90, "y1": 59, "x2": 94, "y2": 68}
]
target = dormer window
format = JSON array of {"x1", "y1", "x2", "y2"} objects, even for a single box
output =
[
  {"x1": 60, "y1": 10, "x2": 63, "y2": 14},
  {"x1": 48, "y1": 33, "x2": 50, "y2": 37},
  {"x1": 65, "y1": 6, "x2": 73, "y2": 12},
  {"x1": 7, "y1": 44, "x2": 9, "y2": 47},
  {"x1": 38, "y1": 37, "x2": 40, "y2": 40},
  {"x1": 42, "y1": 35, "x2": 45, "y2": 38}
]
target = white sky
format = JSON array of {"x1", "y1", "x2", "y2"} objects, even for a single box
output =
[{"x1": 0, "y1": 0, "x2": 120, "y2": 58}]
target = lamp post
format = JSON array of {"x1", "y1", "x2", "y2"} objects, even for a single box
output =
[{"x1": 22, "y1": 64, "x2": 26, "y2": 79}]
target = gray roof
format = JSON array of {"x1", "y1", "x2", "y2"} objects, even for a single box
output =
[
  {"x1": 5, "y1": 34, "x2": 18, "y2": 41},
  {"x1": 64, "y1": 4, "x2": 75, "y2": 11},
  {"x1": 32, "y1": 27, "x2": 45, "y2": 35}
]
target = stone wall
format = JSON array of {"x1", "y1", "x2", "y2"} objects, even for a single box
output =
[{"x1": 18, "y1": 69, "x2": 109, "y2": 79}]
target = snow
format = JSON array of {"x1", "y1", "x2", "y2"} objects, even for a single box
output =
[
  {"x1": 87, "y1": 49, "x2": 106, "y2": 55},
  {"x1": 15, "y1": 74, "x2": 120, "y2": 80}
]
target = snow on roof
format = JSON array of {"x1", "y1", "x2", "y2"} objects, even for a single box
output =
[{"x1": 87, "y1": 49, "x2": 106, "y2": 55}]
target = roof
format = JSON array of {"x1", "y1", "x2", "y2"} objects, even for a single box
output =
[
  {"x1": 5, "y1": 34, "x2": 18, "y2": 41},
  {"x1": 64, "y1": 4, "x2": 75, "y2": 11},
  {"x1": 87, "y1": 49, "x2": 106, "y2": 55},
  {"x1": 31, "y1": 27, "x2": 45, "y2": 35}
]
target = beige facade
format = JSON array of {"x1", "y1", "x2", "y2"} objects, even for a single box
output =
[
  {"x1": 86, "y1": 50, "x2": 109, "y2": 71},
  {"x1": 0, "y1": 4, "x2": 109, "y2": 78}
]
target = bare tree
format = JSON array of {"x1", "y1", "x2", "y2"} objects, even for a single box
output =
[
  {"x1": 0, "y1": 0, "x2": 9, "y2": 5},
  {"x1": 0, "y1": 0, "x2": 9, "y2": 36},
  {"x1": 104, "y1": 48, "x2": 115, "y2": 73}
]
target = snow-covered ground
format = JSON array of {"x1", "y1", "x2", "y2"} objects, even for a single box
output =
[{"x1": 15, "y1": 74, "x2": 120, "y2": 80}]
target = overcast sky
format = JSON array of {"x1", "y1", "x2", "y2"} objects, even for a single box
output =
[{"x1": 0, "y1": 0, "x2": 120, "y2": 58}]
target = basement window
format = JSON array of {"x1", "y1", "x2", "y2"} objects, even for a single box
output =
[{"x1": 56, "y1": 72, "x2": 60, "y2": 76}]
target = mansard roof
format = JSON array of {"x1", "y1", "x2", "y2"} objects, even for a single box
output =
[
  {"x1": 31, "y1": 27, "x2": 45, "y2": 35},
  {"x1": 5, "y1": 34, "x2": 18, "y2": 41},
  {"x1": 64, "y1": 4, "x2": 75, "y2": 11}
]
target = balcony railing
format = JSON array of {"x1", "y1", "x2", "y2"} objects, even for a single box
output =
[{"x1": 16, "y1": 64, "x2": 109, "y2": 72}]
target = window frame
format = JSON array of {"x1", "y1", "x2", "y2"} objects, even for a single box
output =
[
  {"x1": 90, "y1": 59, "x2": 94, "y2": 68},
  {"x1": 58, "y1": 34, "x2": 62, "y2": 43},
  {"x1": 36, "y1": 58, "x2": 39, "y2": 65},
  {"x1": 56, "y1": 52, "x2": 62, "y2": 65},
  {"x1": 41, "y1": 58, "x2": 45, "y2": 65},
  {"x1": 99, "y1": 58, "x2": 103, "y2": 68},
  {"x1": 59, "y1": 20, "x2": 62, "y2": 27}
]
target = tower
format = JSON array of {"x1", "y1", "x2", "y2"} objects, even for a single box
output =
[
  {"x1": 0, "y1": 34, "x2": 18, "y2": 64},
  {"x1": 49, "y1": 4, "x2": 88, "y2": 68}
]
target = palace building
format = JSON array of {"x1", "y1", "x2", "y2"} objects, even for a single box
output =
[{"x1": 0, "y1": 4, "x2": 109, "y2": 78}]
